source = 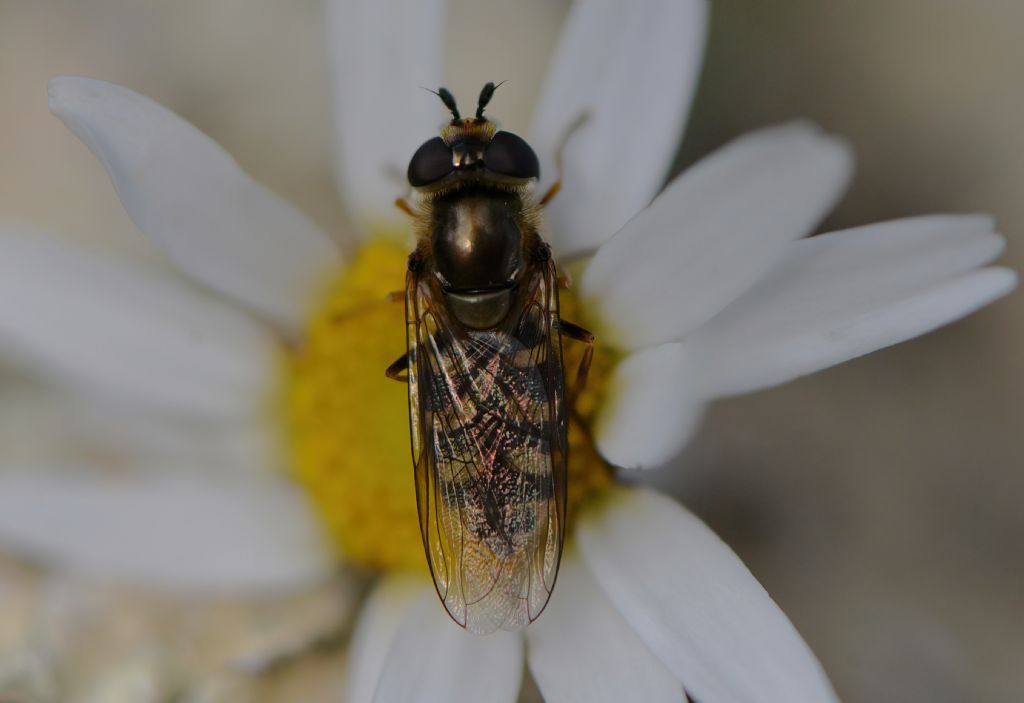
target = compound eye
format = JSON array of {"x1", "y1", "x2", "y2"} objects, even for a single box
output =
[
  {"x1": 483, "y1": 131, "x2": 540, "y2": 180},
  {"x1": 407, "y1": 137, "x2": 454, "y2": 187}
]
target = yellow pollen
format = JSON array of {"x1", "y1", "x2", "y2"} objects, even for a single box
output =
[{"x1": 284, "y1": 239, "x2": 614, "y2": 571}]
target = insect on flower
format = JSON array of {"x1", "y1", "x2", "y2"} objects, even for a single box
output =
[{"x1": 386, "y1": 83, "x2": 595, "y2": 634}]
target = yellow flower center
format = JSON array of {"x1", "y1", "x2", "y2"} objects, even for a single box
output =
[{"x1": 284, "y1": 238, "x2": 613, "y2": 571}]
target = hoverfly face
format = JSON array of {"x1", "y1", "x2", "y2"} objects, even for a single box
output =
[
  {"x1": 406, "y1": 129, "x2": 540, "y2": 186},
  {"x1": 430, "y1": 190, "x2": 524, "y2": 327},
  {"x1": 406, "y1": 84, "x2": 540, "y2": 188}
]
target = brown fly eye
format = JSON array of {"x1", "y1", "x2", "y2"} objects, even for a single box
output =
[
  {"x1": 483, "y1": 131, "x2": 540, "y2": 180},
  {"x1": 408, "y1": 136, "x2": 454, "y2": 187}
]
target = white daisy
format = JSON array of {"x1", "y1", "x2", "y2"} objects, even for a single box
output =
[{"x1": 0, "y1": 1, "x2": 1015, "y2": 702}]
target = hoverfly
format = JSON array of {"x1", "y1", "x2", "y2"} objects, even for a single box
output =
[{"x1": 386, "y1": 83, "x2": 594, "y2": 634}]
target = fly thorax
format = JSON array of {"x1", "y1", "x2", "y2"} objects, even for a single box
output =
[{"x1": 432, "y1": 192, "x2": 523, "y2": 329}]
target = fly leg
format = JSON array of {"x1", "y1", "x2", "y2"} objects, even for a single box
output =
[
  {"x1": 538, "y1": 113, "x2": 589, "y2": 207},
  {"x1": 537, "y1": 179, "x2": 561, "y2": 208},
  {"x1": 383, "y1": 276, "x2": 409, "y2": 381},
  {"x1": 560, "y1": 318, "x2": 594, "y2": 407},
  {"x1": 394, "y1": 197, "x2": 416, "y2": 218},
  {"x1": 385, "y1": 352, "x2": 409, "y2": 383}
]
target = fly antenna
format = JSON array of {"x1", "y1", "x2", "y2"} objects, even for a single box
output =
[
  {"x1": 476, "y1": 80, "x2": 506, "y2": 119},
  {"x1": 423, "y1": 86, "x2": 461, "y2": 120}
]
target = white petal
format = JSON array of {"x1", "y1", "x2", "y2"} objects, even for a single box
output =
[
  {"x1": 374, "y1": 594, "x2": 523, "y2": 703},
  {"x1": 0, "y1": 388, "x2": 275, "y2": 477},
  {"x1": 0, "y1": 473, "x2": 332, "y2": 595},
  {"x1": 0, "y1": 649, "x2": 56, "y2": 702},
  {"x1": 581, "y1": 122, "x2": 853, "y2": 350},
  {"x1": 62, "y1": 406, "x2": 280, "y2": 477},
  {"x1": 594, "y1": 344, "x2": 704, "y2": 470},
  {"x1": 0, "y1": 387, "x2": 84, "y2": 468},
  {"x1": 692, "y1": 216, "x2": 1014, "y2": 397},
  {"x1": 526, "y1": 553, "x2": 682, "y2": 702},
  {"x1": 326, "y1": 0, "x2": 445, "y2": 233},
  {"x1": 226, "y1": 580, "x2": 357, "y2": 674},
  {"x1": 344, "y1": 575, "x2": 426, "y2": 703},
  {"x1": 0, "y1": 229, "x2": 277, "y2": 420},
  {"x1": 578, "y1": 487, "x2": 838, "y2": 703},
  {"x1": 48, "y1": 76, "x2": 341, "y2": 335},
  {"x1": 531, "y1": 0, "x2": 708, "y2": 257}
]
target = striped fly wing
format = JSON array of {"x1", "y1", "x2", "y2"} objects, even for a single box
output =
[{"x1": 406, "y1": 258, "x2": 567, "y2": 634}]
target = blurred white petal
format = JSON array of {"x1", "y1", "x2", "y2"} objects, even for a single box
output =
[
  {"x1": 526, "y1": 553, "x2": 682, "y2": 703},
  {"x1": 70, "y1": 647, "x2": 167, "y2": 703},
  {"x1": 61, "y1": 407, "x2": 279, "y2": 477},
  {"x1": 0, "y1": 387, "x2": 278, "y2": 476},
  {"x1": 344, "y1": 575, "x2": 426, "y2": 703},
  {"x1": 0, "y1": 474, "x2": 332, "y2": 595},
  {"x1": 31, "y1": 584, "x2": 172, "y2": 702},
  {"x1": 222, "y1": 583, "x2": 355, "y2": 675},
  {"x1": 48, "y1": 76, "x2": 341, "y2": 335},
  {"x1": 374, "y1": 593, "x2": 522, "y2": 703},
  {"x1": 0, "y1": 386, "x2": 91, "y2": 468},
  {"x1": 692, "y1": 216, "x2": 1014, "y2": 396},
  {"x1": 326, "y1": 0, "x2": 445, "y2": 233},
  {"x1": 579, "y1": 487, "x2": 838, "y2": 703},
  {"x1": 0, "y1": 648, "x2": 56, "y2": 702},
  {"x1": 594, "y1": 343, "x2": 703, "y2": 469},
  {"x1": 581, "y1": 122, "x2": 853, "y2": 350},
  {"x1": 531, "y1": 0, "x2": 707, "y2": 257},
  {"x1": 0, "y1": 564, "x2": 56, "y2": 703},
  {"x1": 0, "y1": 229, "x2": 276, "y2": 420}
]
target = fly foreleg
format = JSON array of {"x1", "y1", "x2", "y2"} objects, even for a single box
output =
[{"x1": 394, "y1": 197, "x2": 416, "y2": 218}]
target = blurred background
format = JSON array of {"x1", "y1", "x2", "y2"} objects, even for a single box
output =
[{"x1": 0, "y1": 0, "x2": 1020, "y2": 701}]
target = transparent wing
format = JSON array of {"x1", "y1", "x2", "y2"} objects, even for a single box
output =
[{"x1": 406, "y1": 256, "x2": 567, "y2": 634}]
